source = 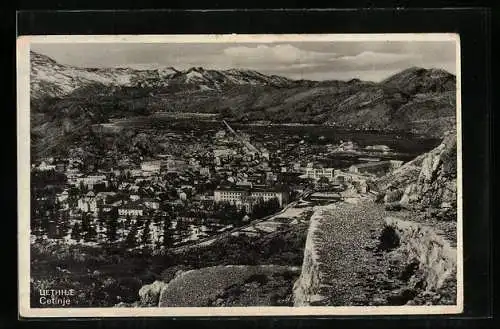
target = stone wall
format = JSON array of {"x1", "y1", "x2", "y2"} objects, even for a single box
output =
[
  {"x1": 383, "y1": 217, "x2": 456, "y2": 292},
  {"x1": 292, "y1": 205, "x2": 334, "y2": 306}
]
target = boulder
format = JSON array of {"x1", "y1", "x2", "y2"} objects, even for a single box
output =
[{"x1": 138, "y1": 280, "x2": 168, "y2": 306}]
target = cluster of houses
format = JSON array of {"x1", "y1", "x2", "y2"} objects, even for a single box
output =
[{"x1": 33, "y1": 131, "x2": 407, "y2": 227}]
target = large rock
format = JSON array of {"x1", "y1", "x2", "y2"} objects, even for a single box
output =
[
  {"x1": 158, "y1": 265, "x2": 300, "y2": 307},
  {"x1": 138, "y1": 280, "x2": 168, "y2": 306},
  {"x1": 377, "y1": 131, "x2": 457, "y2": 215}
]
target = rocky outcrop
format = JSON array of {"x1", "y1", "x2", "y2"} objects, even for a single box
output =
[
  {"x1": 376, "y1": 131, "x2": 457, "y2": 218},
  {"x1": 138, "y1": 280, "x2": 168, "y2": 306},
  {"x1": 382, "y1": 217, "x2": 457, "y2": 305}
]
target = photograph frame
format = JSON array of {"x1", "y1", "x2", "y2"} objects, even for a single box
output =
[{"x1": 11, "y1": 7, "x2": 492, "y2": 326}]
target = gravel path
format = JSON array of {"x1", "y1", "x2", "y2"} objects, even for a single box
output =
[
  {"x1": 312, "y1": 199, "x2": 457, "y2": 306},
  {"x1": 313, "y1": 201, "x2": 407, "y2": 306}
]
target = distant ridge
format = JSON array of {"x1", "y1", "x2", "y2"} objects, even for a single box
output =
[{"x1": 29, "y1": 50, "x2": 456, "y2": 156}]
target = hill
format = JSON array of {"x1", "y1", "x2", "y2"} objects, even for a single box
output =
[{"x1": 30, "y1": 51, "x2": 457, "y2": 155}]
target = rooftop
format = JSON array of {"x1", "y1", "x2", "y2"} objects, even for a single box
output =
[{"x1": 351, "y1": 161, "x2": 392, "y2": 169}]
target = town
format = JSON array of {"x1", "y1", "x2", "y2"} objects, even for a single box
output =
[{"x1": 30, "y1": 119, "x2": 405, "y2": 251}]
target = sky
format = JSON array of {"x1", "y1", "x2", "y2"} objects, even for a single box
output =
[{"x1": 31, "y1": 40, "x2": 457, "y2": 82}]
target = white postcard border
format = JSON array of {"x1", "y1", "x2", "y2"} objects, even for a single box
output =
[{"x1": 17, "y1": 33, "x2": 463, "y2": 318}]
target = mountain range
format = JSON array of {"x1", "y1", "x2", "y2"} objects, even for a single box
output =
[{"x1": 29, "y1": 50, "x2": 457, "y2": 155}]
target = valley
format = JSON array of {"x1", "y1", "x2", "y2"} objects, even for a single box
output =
[{"x1": 28, "y1": 49, "x2": 458, "y2": 309}]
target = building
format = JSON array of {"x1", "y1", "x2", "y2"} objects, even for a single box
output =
[
  {"x1": 266, "y1": 172, "x2": 277, "y2": 183},
  {"x1": 199, "y1": 166, "x2": 211, "y2": 177},
  {"x1": 261, "y1": 149, "x2": 270, "y2": 160},
  {"x1": 215, "y1": 130, "x2": 227, "y2": 139},
  {"x1": 308, "y1": 192, "x2": 342, "y2": 202},
  {"x1": 54, "y1": 160, "x2": 68, "y2": 172},
  {"x1": 101, "y1": 200, "x2": 123, "y2": 213},
  {"x1": 389, "y1": 160, "x2": 404, "y2": 170},
  {"x1": 130, "y1": 194, "x2": 141, "y2": 202},
  {"x1": 236, "y1": 180, "x2": 253, "y2": 188},
  {"x1": 118, "y1": 202, "x2": 145, "y2": 217},
  {"x1": 38, "y1": 161, "x2": 56, "y2": 171},
  {"x1": 57, "y1": 190, "x2": 69, "y2": 203},
  {"x1": 76, "y1": 175, "x2": 108, "y2": 190},
  {"x1": 141, "y1": 160, "x2": 162, "y2": 173},
  {"x1": 143, "y1": 198, "x2": 160, "y2": 210},
  {"x1": 365, "y1": 144, "x2": 391, "y2": 152},
  {"x1": 305, "y1": 168, "x2": 335, "y2": 181},
  {"x1": 214, "y1": 186, "x2": 289, "y2": 207},
  {"x1": 214, "y1": 189, "x2": 248, "y2": 204},
  {"x1": 213, "y1": 148, "x2": 235, "y2": 158},
  {"x1": 251, "y1": 189, "x2": 289, "y2": 206},
  {"x1": 78, "y1": 191, "x2": 100, "y2": 213},
  {"x1": 348, "y1": 161, "x2": 393, "y2": 176},
  {"x1": 96, "y1": 192, "x2": 117, "y2": 202}
]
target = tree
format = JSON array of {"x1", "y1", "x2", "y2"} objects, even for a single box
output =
[
  {"x1": 266, "y1": 197, "x2": 281, "y2": 213},
  {"x1": 125, "y1": 221, "x2": 138, "y2": 249},
  {"x1": 96, "y1": 207, "x2": 105, "y2": 238},
  {"x1": 177, "y1": 216, "x2": 188, "y2": 231},
  {"x1": 106, "y1": 212, "x2": 118, "y2": 243},
  {"x1": 318, "y1": 176, "x2": 330, "y2": 185},
  {"x1": 162, "y1": 217, "x2": 174, "y2": 248},
  {"x1": 79, "y1": 181, "x2": 88, "y2": 194},
  {"x1": 141, "y1": 219, "x2": 151, "y2": 246},
  {"x1": 81, "y1": 212, "x2": 96, "y2": 242},
  {"x1": 251, "y1": 197, "x2": 280, "y2": 219},
  {"x1": 71, "y1": 223, "x2": 81, "y2": 241}
]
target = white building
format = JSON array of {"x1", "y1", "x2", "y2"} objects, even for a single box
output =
[
  {"x1": 38, "y1": 161, "x2": 56, "y2": 171},
  {"x1": 78, "y1": 191, "x2": 99, "y2": 213},
  {"x1": 214, "y1": 188, "x2": 289, "y2": 207},
  {"x1": 141, "y1": 160, "x2": 162, "y2": 173},
  {"x1": 76, "y1": 175, "x2": 108, "y2": 189},
  {"x1": 305, "y1": 168, "x2": 335, "y2": 181},
  {"x1": 143, "y1": 198, "x2": 160, "y2": 210},
  {"x1": 118, "y1": 204, "x2": 144, "y2": 217},
  {"x1": 214, "y1": 148, "x2": 235, "y2": 158},
  {"x1": 261, "y1": 149, "x2": 270, "y2": 160},
  {"x1": 200, "y1": 166, "x2": 211, "y2": 177},
  {"x1": 250, "y1": 190, "x2": 288, "y2": 206},
  {"x1": 130, "y1": 194, "x2": 141, "y2": 202},
  {"x1": 365, "y1": 144, "x2": 391, "y2": 152},
  {"x1": 57, "y1": 190, "x2": 69, "y2": 203},
  {"x1": 389, "y1": 160, "x2": 404, "y2": 169}
]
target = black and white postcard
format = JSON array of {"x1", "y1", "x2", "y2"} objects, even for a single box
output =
[{"x1": 17, "y1": 34, "x2": 462, "y2": 317}]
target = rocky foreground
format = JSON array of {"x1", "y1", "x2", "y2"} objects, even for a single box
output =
[
  {"x1": 294, "y1": 132, "x2": 458, "y2": 307},
  {"x1": 293, "y1": 201, "x2": 456, "y2": 307}
]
